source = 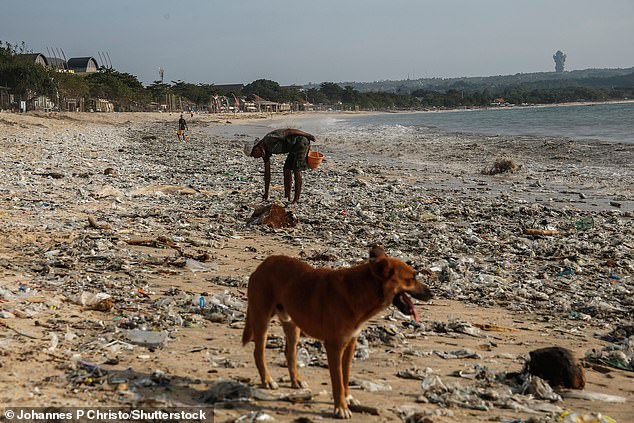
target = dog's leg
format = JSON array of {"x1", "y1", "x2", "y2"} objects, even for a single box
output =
[
  {"x1": 253, "y1": 317, "x2": 278, "y2": 389},
  {"x1": 241, "y1": 308, "x2": 252, "y2": 345},
  {"x1": 325, "y1": 341, "x2": 351, "y2": 419},
  {"x1": 342, "y1": 337, "x2": 359, "y2": 405},
  {"x1": 282, "y1": 321, "x2": 308, "y2": 388}
]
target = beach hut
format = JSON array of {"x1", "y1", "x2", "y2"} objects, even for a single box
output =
[
  {"x1": 89, "y1": 98, "x2": 114, "y2": 112},
  {"x1": 255, "y1": 100, "x2": 280, "y2": 113}
]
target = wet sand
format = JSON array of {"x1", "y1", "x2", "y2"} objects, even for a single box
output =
[{"x1": 0, "y1": 111, "x2": 633, "y2": 422}]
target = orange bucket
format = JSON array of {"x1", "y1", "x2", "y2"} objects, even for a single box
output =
[{"x1": 307, "y1": 151, "x2": 324, "y2": 169}]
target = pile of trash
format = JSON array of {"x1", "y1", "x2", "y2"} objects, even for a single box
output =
[
  {"x1": 3, "y1": 117, "x2": 631, "y2": 327},
  {"x1": 417, "y1": 370, "x2": 563, "y2": 414},
  {"x1": 1, "y1": 114, "x2": 632, "y2": 420},
  {"x1": 585, "y1": 325, "x2": 634, "y2": 372}
]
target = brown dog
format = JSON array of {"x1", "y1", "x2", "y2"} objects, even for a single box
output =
[{"x1": 242, "y1": 246, "x2": 432, "y2": 419}]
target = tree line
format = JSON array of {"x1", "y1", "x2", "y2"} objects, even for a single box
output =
[{"x1": 1, "y1": 41, "x2": 632, "y2": 112}]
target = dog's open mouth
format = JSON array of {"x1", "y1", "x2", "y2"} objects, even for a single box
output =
[{"x1": 392, "y1": 293, "x2": 419, "y2": 322}]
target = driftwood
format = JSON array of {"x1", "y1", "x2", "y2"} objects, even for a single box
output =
[
  {"x1": 124, "y1": 236, "x2": 182, "y2": 252},
  {"x1": 474, "y1": 323, "x2": 519, "y2": 333},
  {"x1": 125, "y1": 239, "x2": 164, "y2": 248},
  {"x1": 87, "y1": 215, "x2": 112, "y2": 230},
  {"x1": 523, "y1": 228, "x2": 560, "y2": 236}
]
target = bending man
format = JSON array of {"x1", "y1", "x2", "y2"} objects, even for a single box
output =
[{"x1": 248, "y1": 128, "x2": 315, "y2": 204}]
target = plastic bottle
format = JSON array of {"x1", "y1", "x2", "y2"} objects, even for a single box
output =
[{"x1": 296, "y1": 347, "x2": 311, "y2": 368}]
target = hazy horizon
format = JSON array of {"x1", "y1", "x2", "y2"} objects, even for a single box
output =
[{"x1": 3, "y1": 0, "x2": 633, "y2": 86}]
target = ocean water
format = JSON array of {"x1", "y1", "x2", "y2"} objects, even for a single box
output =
[
  {"x1": 208, "y1": 102, "x2": 634, "y2": 144},
  {"x1": 334, "y1": 102, "x2": 634, "y2": 143}
]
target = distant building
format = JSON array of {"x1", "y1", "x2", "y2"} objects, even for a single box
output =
[
  {"x1": 278, "y1": 102, "x2": 291, "y2": 112},
  {"x1": 10, "y1": 52, "x2": 102, "y2": 111},
  {"x1": 255, "y1": 99, "x2": 280, "y2": 112},
  {"x1": 16, "y1": 53, "x2": 48, "y2": 67},
  {"x1": 242, "y1": 101, "x2": 257, "y2": 112},
  {"x1": 89, "y1": 98, "x2": 114, "y2": 112},
  {"x1": 46, "y1": 57, "x2": 68, "y2": 71},
  {"x1": 67, "y1": 57, "x2": 99, "y2": 73},
  {"x1": 18, "y1": 53, "x2": 75, "y2": 72}
]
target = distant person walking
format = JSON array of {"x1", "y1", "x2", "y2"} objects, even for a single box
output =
[
  {"x1": 246, "y1": 128, "x2": 315, "y2": 204},
  {"x1": 177, "y1": 114, "x2": 188, "y2": 141}
]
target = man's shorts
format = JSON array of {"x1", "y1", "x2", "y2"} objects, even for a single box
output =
[{"x1": 283, "y1": 136, "x2": 310, "y2": 171}]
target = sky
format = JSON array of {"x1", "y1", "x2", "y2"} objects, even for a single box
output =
[{"x1": 3, "y1": 0, "x2": 634, "y2": 86}]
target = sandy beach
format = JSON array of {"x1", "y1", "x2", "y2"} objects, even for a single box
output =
[{"x1": 0, "y1": 111, "x2": 633, "y2": 422}]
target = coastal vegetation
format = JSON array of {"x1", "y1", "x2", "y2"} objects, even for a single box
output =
[{"x1": 1, "y1": 41, "x2": 633, "y2": 112}]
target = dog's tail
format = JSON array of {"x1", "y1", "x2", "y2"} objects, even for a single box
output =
[{"x1": 241, "y1": 307, "x2": 252, "y2": 346}]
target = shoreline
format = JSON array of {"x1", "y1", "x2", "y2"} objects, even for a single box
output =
[
  {"x1": 3, "y1": 97, "x2": 632, "y2": 119},
  {"x1": 5, "y1": 97, "x2": 631, "y2": 146}
]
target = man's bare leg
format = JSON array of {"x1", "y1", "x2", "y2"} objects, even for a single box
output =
[
  {"x1": 263, "y1": 159, "x2": 272, "y2": 200},
  {"x1": 283, "y1": 169, "x2": 293, "y2": 202},
  {"x1": 291, "y1": 170, "x2": 302, "y2": 204}
]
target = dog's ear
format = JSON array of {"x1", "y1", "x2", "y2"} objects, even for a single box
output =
[
  {"x1": 369, "y1": 244, "x2": 386, "y2": 260},
  {"x1": 369, "y1": 256, "x2": 394, "y2": 279}
]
